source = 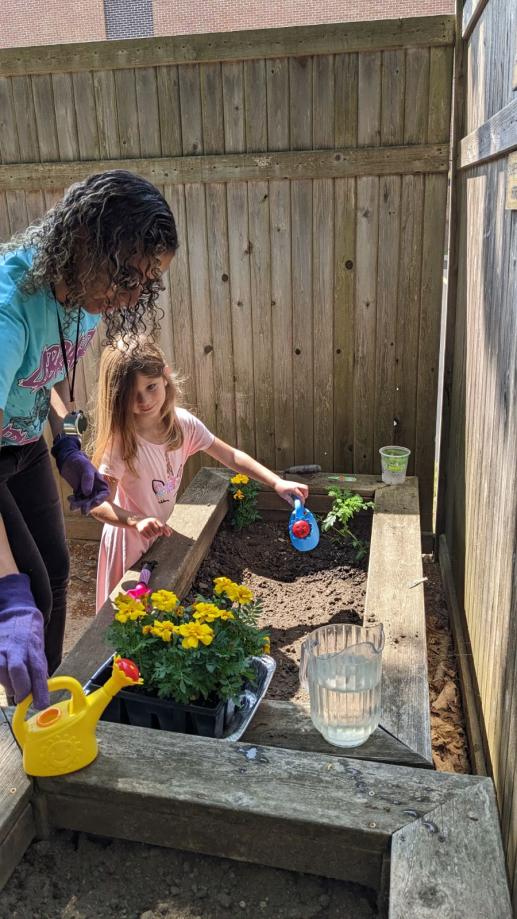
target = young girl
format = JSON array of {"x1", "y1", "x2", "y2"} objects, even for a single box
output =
[{"x1": 91, "y1": 340, "x2": 309, "y2": 609}]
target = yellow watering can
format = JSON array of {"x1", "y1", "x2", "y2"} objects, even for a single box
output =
[{"x1": 12, "y1": 656, "x2": 142, "y2": 777}]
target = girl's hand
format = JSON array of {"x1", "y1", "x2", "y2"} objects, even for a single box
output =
[
  {"x1": 274, "y1": 479, "x2": 309, "y2": 506},
  {"x1": 135, "y1": 517, "x2": 173, "y2": 538}
]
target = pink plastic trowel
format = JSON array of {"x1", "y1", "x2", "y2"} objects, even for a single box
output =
[{"x1": 126, "y1": 560, "x2": 157, "y2": 599}]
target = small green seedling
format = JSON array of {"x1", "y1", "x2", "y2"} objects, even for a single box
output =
[{"x1": 321, "y1": 486, "x2": 374, "y2": 561}]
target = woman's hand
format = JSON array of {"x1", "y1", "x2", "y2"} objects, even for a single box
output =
[
  {"x1": 134, "y1": 517, "x2": 173, "y2": 539},
  {"x1": 274, "y1": 479, "x2": 309, "y2": 506}
]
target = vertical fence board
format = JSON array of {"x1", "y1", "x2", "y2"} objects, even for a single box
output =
[
  {"x1": 135, "y1": 68, "x2": 161, "y2": 157},
  {"x1": 290, "y1": 56, "x2": 313, "y2": 464},
  {"x1": 246, "y1": 59, "x2": 275, "y2": 467},
  {"x1": 333, "y1": 52, "x2": 357, "y2": 473},
  {"x1": 333, "y1": 178, "x2": 355, "y2": 472},
  {"x1": 394, "y1": 176, "x2": 424, "y2": 471},
  {"x1": 267, "y1": 57, "x2": 294, "y2": 469},
  {"x1": 0, "y1": 78, "x2": 20, "y2": 164},
  {"x1": 157, "y1": 65, "x2": 182, "y2": 157},
  {"x1": 73, "y1": 72, "x2": 100, "y2": 160},
  {"x1": 31, "y1": 74, "x2": 60, "y2": 162},
  {"x1": 354, "y1": 52, "x2": 381, "y2": 473},
  {"x1": 223, "y1": 61, "x2": 254, "y2": 455},
  {"x1": 312, "y1": 55, "x2": 335, "y2": 470},
  {"x1": 202, "y1": 62, "x2": 237, "y2": 447},
  {"x1": 114, "y1": 69, "x2": 140, "y2": 157},
  {"x1": 93, "y1": 70, "x2": 121, "y2": 159},
  {"x1": 52, "y1": 74, "x2": 79, "y2": 162},
  {"x1": 11, "y1": 76, "x2": 39, "y2": 163}
]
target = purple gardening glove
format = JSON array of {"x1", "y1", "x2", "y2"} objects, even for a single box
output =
[
  {"x1": 51, "y1": 435, "x2": 110, "y2": 515},
  {"x1": 0, "y1": 573, "x2": 49, "y2": 709}
]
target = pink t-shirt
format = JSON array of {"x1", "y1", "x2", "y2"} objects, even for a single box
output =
[{"x1": 96, "y1": 407, "x2": 214, "y2": 609}]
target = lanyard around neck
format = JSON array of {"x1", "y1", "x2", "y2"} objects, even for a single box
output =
[{"x1": 55, "y1": 305, "x2": 82, "y2": 407}]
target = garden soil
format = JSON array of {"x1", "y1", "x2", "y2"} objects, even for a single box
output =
[{"x1": 1, "y1": 519, "x2": 470, "y2": 918}]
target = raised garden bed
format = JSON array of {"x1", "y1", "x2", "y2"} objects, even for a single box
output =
[
  {"x1": 0, "y1": 468, "x2": 512, "y2": 917},
  {"x1": 185, "y1": 515, "x2": 371, "y2": 703}
]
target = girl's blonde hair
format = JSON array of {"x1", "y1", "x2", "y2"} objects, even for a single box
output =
[{"x1": 92, "y1": 339, "x2": 183, "y2": 474}]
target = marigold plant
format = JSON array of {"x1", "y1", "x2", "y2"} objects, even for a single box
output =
[
  {"x1": 228, "y1": 473, "x2": 261, "y2": 529},
  {"x1": 107, "y1": 578, "x2": 269, "y2": 705}
]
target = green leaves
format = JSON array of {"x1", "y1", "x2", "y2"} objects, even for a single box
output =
[
  {"x1": 228, "y1": 477, "x2": 261, "y2": 529},
  {"x1": 106, "y1": 588, "x2": 268, "y2": 706},
  {"x1": 321, "y1": 487, "x2": 374, "y2": 561}
]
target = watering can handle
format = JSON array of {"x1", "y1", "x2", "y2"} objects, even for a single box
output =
[{"x1": 12, "y1": 675, "x2": 88, "y2": 741}]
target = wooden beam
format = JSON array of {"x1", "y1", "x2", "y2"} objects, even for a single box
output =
[
  {"x1": 458, "y1": 98, "x2": 517, "y2": 169},
  {"x1": 435, "y1": 0, "x2": 464, "y2": 544},
  {"x1": 243, "y1": 699, "x2": 433, "y2": 768},
  {"x1": 389, "y1": 782, "x2": 512, "y2": 918},
  {"x1": 35, "y1": 722, "x2": 487, "y2": 893},
  {"x1": 0, "y1": 18, "x2": 455, "y2": 78},
  {"x1": 0, "y1": 708, "x2": 35, "y2": 891},
  {"x1": 214, "y1": 465, "x2": 387, "y2": 496},
  {"x1": 65, "y1": 515, "x2": 103, "y2": 541},
  {"x1": 438, "y1": 535, "x2": 488, "y2": 776},
  {"x1": 365, "y1": 479, "x2": 433, "y2": 764},
  {"x1": 462, "y1": 0, "x2": 490, "y2": 41},
  {"x1": 54, "y1": 467, "x2": 229, "y2": 689},
  {"x1": 0, "y1": 144, "x2": 450, "y2": 193}
]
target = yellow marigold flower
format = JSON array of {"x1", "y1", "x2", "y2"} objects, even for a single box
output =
[
  {"x1": 230, "y1": 473, "x2": 249, "y2": 485},
  {"x1": 114, "y1": 594, "x2": 146, "y2": 616},
  {"x1": 142, "y1": 624, "x2": 153, "y2": 635},
  {"x1": 115, "y1": 610, "x2": 129, "y2": 624},
  {"x1": 213, "y1": 576, "x2": 234, "y2": 596},
  {"x1": 224, "y1": 583, "x2": 253, "y2": 605},
  {"x1": 177, "y1": 622, "x2": 214, "y2": 649},
  {"x1": 151, "y1": 589, "x2": 179, "y2": 613},
  {"x1": 233, "y1": 489, "x2": 245, "y2": 501},
  {"x1": 152, "y1": 619, "x2": 177, "y2": 632},
  {"x1": 263, "y1": 637, "x2": 271, "y2": 654},
  {"x1": 193, "y1": 602, "x2": 223, "y2": 623},
  {"x1": 217, "y1": 608, "x2": 235, "y2": 621}
]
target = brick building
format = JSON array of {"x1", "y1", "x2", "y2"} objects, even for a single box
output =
[{"x1": 1, "y1": 0, "x2": 455, "y2": 48}]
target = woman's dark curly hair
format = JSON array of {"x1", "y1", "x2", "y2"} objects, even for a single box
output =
[{"x1": 1, "y1": 170, "x2": 178, "y2": 344}]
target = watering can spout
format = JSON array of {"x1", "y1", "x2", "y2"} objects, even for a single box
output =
[{"x1": 12, "y1": 657, "x2": 141, "y2": 777}]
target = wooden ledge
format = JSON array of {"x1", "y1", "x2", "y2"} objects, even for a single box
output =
[
  {"x1": 33, "y1": 725, "x2": 511, "y2": 916},
  {"x1": 0, "y1": 708, "x2": 35, "y2": 890},
  {"x1": 365, "y1": 479, "x2": 432, "y2": 764}
]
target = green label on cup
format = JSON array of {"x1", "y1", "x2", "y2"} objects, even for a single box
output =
[{"x1": 386, "y1": 459, "x2": 407, "y2": 472}]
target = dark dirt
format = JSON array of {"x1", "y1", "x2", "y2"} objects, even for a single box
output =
[
  {"x1": 186, "y1": 516, "x2": 372, "y2": 703},
  {"x1": 0, "y1": 831, "x2": 377, "y2": 919}
]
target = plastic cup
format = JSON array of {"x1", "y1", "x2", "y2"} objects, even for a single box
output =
[{"x1": 379, "y1": 446, "x2": 411, "y2": 485}]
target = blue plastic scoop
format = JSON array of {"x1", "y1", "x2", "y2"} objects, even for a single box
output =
[{"x1": 289, "y1": 498, "x2": 320, "y2": 552}]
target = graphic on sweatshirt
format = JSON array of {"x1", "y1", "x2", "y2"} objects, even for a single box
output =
[
  {"x1": 18, "y1": 329, "x2": 97, "y2": 392},
  {"x1": 1, "y1": 388, "x2": 51, "y2": 445}
]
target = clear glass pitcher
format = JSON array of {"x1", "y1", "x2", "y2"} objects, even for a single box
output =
[{"x1": 299, "y1": 622, "x2": 384, "y2": 748}]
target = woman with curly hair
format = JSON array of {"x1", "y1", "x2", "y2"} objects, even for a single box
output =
[{"x1": 0, "y1": 169, "x2": 178, "y2": 709}]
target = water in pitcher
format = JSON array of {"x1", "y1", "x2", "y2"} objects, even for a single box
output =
[
  {"x1": 300, "y1": 623, "x2": 384, "y2": 748},
  {"x1": 308, "y1": 649, "x2": 382, "y2": 747}
]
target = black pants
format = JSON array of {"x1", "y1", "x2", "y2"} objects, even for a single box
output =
[{"x1": 0, "y1": 437, "x2": 69, "y2": 675}]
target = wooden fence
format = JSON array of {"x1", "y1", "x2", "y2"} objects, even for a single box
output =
[
  {"x1": 439, "y1": 0, "x2": 517, "y2": 903},
  {"x1": 0, "y1": 16, "x2": 454, "y2": 536}
]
